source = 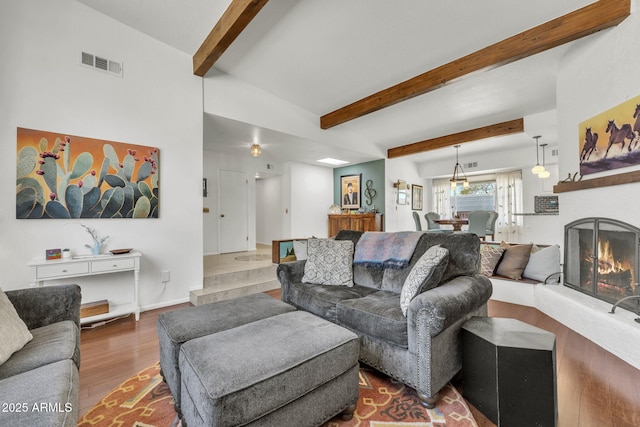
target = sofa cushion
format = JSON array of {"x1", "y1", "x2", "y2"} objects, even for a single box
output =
[
  {"x1": 400, "y1": 245, "x2": 449, "y2": 316},
  {"x1": 302, "y1": 238, "x2": 354, "y2": 286},
  {"x1": 0, "y1": 359, "x2": 78, "y2": 427},
  {"x1": 337, "y1": 291, "x2": 407, "y2": 348},
  {"x1": 0, "y1": 287, "x2": 33, "y2": 366},
  {"x1": 289, "y1": 283, "x2": 377, "y2": 322},
  {"x1": 0, "y1": 320, "x2": 78, "y2": 380},
  {"x1": 381, "y1": 233, "x2": 480, "y2": 293},
  {"x1": 480, "y1": 244, "x2": 505, "y2": 276},
  {"x1": 523, "y1": 244, "x2": 561, "y2": 282},
  {"x1": 496, "y1": 242, "x2": 533, "y2": 280}
]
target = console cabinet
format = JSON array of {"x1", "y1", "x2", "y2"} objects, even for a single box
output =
[{"x1": 328, "y1": 213, "x2": 383, "y2": 237}]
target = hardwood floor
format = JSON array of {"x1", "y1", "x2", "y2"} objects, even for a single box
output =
[{"x1": 79, "y1": 292, "x2": 640, "y2": 426}]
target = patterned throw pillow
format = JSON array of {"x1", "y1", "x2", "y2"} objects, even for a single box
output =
[
  {"x1": 0, "y1": 288, "x2": 33, "y2": 365},
  {"x1": 480, "y1": 245, "x2": 505, "y2": 276},
  {"x1": 302, "y1": 238, "x2": 354, "y2": 286},
  {"x1": 400, "y1": 245, "x2": 449, "y2": 316}
]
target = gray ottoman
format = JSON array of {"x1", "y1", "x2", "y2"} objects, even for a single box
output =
[
  {"x1": 179, "y1": 311, "x2": 360, "y2": 427},
  {"x1": 157, "y1": 293, "x2": 296, "y2": 411}
]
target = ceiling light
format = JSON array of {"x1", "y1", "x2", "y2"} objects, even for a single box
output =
[
  {"x1": 250, "y1": 143, "x2": 262, "y2": 157},
  {"x1": 450, "y1": 145, "x2": 469, "y2": 190},
  {"x1": 531, "y1": 136, "x2": 546, "y2": 175},
  {"x1": 317, "y1": 158, "x2": 349, "y2": 166},
  {"x1": 538, "y1": 143, "x2": 550, "y2": 178}
]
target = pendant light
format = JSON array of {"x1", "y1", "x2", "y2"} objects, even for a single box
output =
[
  {"x1": 538, "y1": 143, "x2": 550, "y2": 178},
  {"x1": 450, "y1": 145, "x2": 469, "y2": 190},
  {"x1": 531, "y1": 135, "x2": 546, "y2": 175}
]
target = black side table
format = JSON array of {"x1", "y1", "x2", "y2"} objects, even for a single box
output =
[{"x1": 462, "y1": 316, "x2": 557, "y2": 427}]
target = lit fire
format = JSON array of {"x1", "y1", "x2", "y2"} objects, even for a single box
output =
[{"x1": 597, "y1": 238, "x2": 625, "y2": 274}]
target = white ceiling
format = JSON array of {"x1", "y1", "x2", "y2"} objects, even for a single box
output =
[{"x1": 76, "y1": 0, "x2": 598, "y2": 173}]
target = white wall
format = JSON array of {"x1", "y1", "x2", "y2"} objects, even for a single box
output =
[
  {"x1": 256, "y1": 176, "x2": 283, "y2": 245},
  {"x1": 287, "y1": 163, "x2": 334, "y2": 238},
  {"x1": 385, "y1": 157, "x2": 431, "y2": 232},
  {"x1": 0, "y1": 0, "x2": 203, "y2": 309}
]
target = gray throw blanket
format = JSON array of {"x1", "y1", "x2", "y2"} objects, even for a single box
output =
[{"x1": 353, "y1": 231, "x2": 422, "y2": 269}]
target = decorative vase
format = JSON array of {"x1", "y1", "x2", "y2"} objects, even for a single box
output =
[{"x1": 91, "y1": 242, "x2": 102, "y2": 255}]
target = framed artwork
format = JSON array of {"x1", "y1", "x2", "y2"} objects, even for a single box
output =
[
  {"x1": 341, "y1": 173, "x2": 361, "y2": 209},
  {"x1": 578, "y1": 94, "x2": 640, "y2": 176},
  {"x1": 412, "y1": 185, "x2": 423, "y2": 210},
  {"x1": 16, "y1": 127, "x2": 159, "y2": 219}
]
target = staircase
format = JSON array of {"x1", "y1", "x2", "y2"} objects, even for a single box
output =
[{"x1": 190, "y1": 264, "x2": 280, "y2": 306}]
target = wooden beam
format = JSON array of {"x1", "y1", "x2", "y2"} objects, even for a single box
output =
[
  {"x1": 193, "y1": 0, "x2": 269, "y2": 77},
  {"x1": 321, "y1": 0, "x2": 630, "y2": 129},
  {"x1": 387, "y1": 118, "x2": 524, "y2": 159}
]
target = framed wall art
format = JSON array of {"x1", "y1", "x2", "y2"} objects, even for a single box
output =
[
  {"x1": 412, "y1": 184, "x2": 423, "y2": 210},
  {"x1": 16, "y1": 127, "x2": 159, "y2": 219},
  {"x1": 579, "y1": 94, "x2": 640, "y2": 176},
  {"x1": 340, "y1": 173, "x2": 361, "y2": 209}
]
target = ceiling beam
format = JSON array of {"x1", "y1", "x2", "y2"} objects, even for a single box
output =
[
  {"x1": 193, "y1": 0, "x2": 269, "y2": 77},
  {"x1": 387, "y1": 118, "x2": 524, "y2": 159},
  {"x1": 321, "y1": 0, "x2": 630, "y2": 129}
]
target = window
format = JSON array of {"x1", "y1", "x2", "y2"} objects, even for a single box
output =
[{"x1": 452, "y1": 181, "x2": 496, "y2": 219}]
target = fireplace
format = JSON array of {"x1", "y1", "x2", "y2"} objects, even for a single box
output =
[{"x1": 564, "y1": 218, "x2": 640, "y2": 312}]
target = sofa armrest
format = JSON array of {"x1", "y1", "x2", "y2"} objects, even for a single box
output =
[
  {"x1": 5, "y1": 284, "x2": 81, "y2": 331},
  {"x1": 276, "y1": 261, "x2": 306, "y2": 303},
  {"x1": 407, "y1": 275, "x2": 492, "y2": 340}
]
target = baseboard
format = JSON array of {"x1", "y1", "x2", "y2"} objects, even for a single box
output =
[{"x1": 141, "y1": 297, "x2": 190, "y2": 312}]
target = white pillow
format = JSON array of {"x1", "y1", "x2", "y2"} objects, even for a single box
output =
[
  {"x1": 293, "y1": 240, "x2": 308, "y2": 261},
  {"x1": 0, "y1": 288, "x2": 33, "y2": 365},
  {"x1": 302, "y1": 239, "x2": 354, "y2": 286},
  {"x1": 400, "y1": 245, "x2": 449, "y2": 316},
  {"x1": 523, "y1": 244, "x2": 561, "y2": 282}
]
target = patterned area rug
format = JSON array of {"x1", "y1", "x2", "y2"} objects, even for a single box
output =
[{"x1": 79, "y1": 363, "x2": 478, "y2": 427}]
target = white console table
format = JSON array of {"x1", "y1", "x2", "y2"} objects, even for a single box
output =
[{"x1": 27, "y1": 251, "x2": 142, "y2": 324}]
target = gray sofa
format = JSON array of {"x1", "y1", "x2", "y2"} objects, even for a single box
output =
[
  {"x1": 0, "y1": 284, "x2": 81, "y2": 427},
  {"x1": 277, "y1": 230, "x2": 492, "y2": 407}
]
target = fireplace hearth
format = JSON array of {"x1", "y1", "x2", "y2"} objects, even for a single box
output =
[{"x1": 564, "y1": 218, "x2": 640, "y2": 313}]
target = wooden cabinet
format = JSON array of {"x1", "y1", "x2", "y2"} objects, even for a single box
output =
[{"x1": 328, "y1": 213, "x2": 383, "y2": 237}]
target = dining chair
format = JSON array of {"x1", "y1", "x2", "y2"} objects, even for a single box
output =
[
  {"x1": 486, "y1": 210, "x2": 498, "y2": 241},
  {"x1": 412, "y1": 211, "x2": 422, "y2": 231},
  {"x1": 466, "y1": 210, "x2": 491, "y2": 240},
  {"x1": 424, "y1": 212, "x2": 450, "y2": 233}
]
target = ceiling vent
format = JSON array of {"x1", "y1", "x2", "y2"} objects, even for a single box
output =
[
  {"x1": 81, "y1": 51, "x2": 123, "y2": 77},
  {"x1": 464, "y1": 161, "x2": 478, "y2": 169}
]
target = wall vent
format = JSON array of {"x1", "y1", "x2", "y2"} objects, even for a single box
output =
[
  {"x1": 552, "y1": 149, "x2": 559, "y2": 157},
  {"x1": 464, "y1": 161, "x2": 478, "y2": 169},
  {"x1": 80, "y1": 51, "x2": 123, "y2": 77}
]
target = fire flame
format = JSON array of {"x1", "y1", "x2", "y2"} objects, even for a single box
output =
[{"x1": 597, "y1": 238, "x2": 625, "y2": 273}]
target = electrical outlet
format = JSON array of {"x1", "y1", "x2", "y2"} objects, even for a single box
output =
[{"x1": 161, "y1": 270, "x2": 170, "y2": 283}]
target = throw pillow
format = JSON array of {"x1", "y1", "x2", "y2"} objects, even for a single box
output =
[
  {"x1": 0, "y1": 287, "x2": 33, "y2": 365},
  {"x1": 293, "y1": 240, "x2": 308, "y2": 261},
  {"x1": 496, "y1": 242, "x2": 533, "y2": 280},
  {"x1": 523, "y1": 244, "x2": 561, "y2": 282},
  {"x1": 480, "y1": 245, "x2": 505, "y2": 276},
  {"x1": 302, "y1": 238, "x2": 354, "y2": 286},
  {"x1": 400, "y1": 245, "x2": 449, "y2": 316}
]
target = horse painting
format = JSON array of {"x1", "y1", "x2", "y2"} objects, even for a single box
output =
[
  {"x1": 632, "y1": 104, "x2": 640, "y2": 150},
  {"x1": 580, "y1": 127, "x2": 598, "y2": 162},
  {"x1": 604, "y1": 120, "x2": 635, "y2": 158}
]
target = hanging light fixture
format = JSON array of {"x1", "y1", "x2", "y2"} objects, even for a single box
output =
[
  {"x1": 538, "y1": 143, "x2": 550, "y2": 178},
  {"x1": 531, "y1": 135, "x2": 546, "y2": 175},
  {"x1": 250, "y1": 143, "x2": 262, "y2": 157},
  {"x1": 450, "y1": 145, "x2": 469, "y2": 190}
]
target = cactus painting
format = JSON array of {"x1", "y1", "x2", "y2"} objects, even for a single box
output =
[{"x1": 16, "y1": 127, "x2": 159, "y2": 219}]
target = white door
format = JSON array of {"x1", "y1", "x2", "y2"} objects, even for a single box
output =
[{"x1": 219, "y1": 169, "x2": 248, "y2": 253}]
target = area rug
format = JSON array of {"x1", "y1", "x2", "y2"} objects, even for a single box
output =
[{"x1": 78, "y1": 363, "x2": 478, "y2": 427}]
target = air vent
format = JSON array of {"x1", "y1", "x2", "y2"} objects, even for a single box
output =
[
  {"x1": 80, "y1": 51, "x2": 123, "y2": 77},
  {"x1": 464, "y1": 162, "x2": 478, "y2": 169},
  {"x1": 552, "y1": 149, "x2": 559, "y2": 157}
]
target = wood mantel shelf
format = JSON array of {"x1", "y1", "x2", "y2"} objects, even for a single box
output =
[{"x1": 553, "y1": 170, "x2": 640, "y2": 193}]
